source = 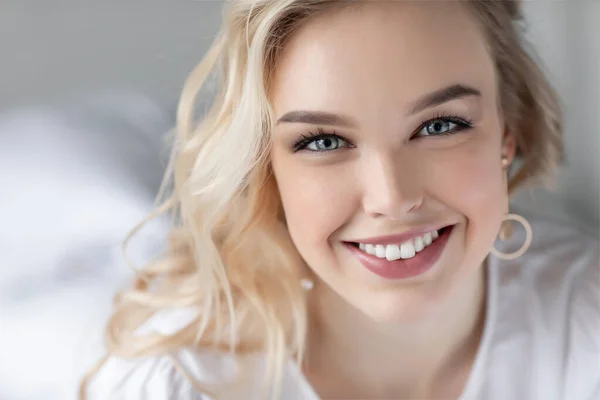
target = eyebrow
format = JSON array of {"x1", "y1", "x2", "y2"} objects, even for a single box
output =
[
  {"x1": 409, "y1": 84, "x2": 481, "y2": 115},
  {"x1": 276, "y1": 84, "x2": 481, "y2": 127},
  {"x1": 276, "y1": 110, "x2": 357, "y2": 128}
]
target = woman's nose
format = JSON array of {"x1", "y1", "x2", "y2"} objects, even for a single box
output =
[{"x1": 361, "y1": 153, "x2": 423, "y2": 220}]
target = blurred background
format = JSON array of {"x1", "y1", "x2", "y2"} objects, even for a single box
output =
[{"x1": 0, "y1": 1, "x2": 598, "y2": 399}]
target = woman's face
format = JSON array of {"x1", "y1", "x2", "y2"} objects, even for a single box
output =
[{"x1": 270, "y1": 1, "x2": 515, "y2": 322}]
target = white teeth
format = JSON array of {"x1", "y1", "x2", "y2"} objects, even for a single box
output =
[
  {"x1": 366, "y1": 244, "x2": 375, "y2": 255},
  {"x1": 385, "y1": 244, "x2": 401, "y2": 261},
  {"x1": 356, "y1": 228, "x2": 443, "y2": 260},
  {"x1": 423, "y1": 232, "x2": 432, "y2": 246},
  {"x1": 414, "y1": 236, "x2": 425, "y2": 252},
  {"x1": 400, "y1": 241, "x2": 416, "y2": 259}
]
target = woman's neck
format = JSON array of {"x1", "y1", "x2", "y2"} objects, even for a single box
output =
[{"x1": 303, "y1": 263, "x2": 487, "y2": 399}]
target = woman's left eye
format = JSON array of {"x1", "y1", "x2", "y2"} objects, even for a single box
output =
[{"x1": 415, "y1": 117, "x2": 472, "y2": 138}]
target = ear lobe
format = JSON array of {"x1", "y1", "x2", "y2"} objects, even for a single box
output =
[{"x1": 501, "y1": 130, "x2": 517, "y2": 165}]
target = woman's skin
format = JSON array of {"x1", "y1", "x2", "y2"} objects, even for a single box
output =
[{"x1": 270, "y1": 1, "x2": 516, "y2": 398}]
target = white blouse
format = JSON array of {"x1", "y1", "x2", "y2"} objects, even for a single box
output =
[{"x1": 87, "y1": 214, "x2": 600, "y2": 400}]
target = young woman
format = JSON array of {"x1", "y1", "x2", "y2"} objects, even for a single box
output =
[{"x1": 83, "y1": 1, "x2": 599, "y2": 399}]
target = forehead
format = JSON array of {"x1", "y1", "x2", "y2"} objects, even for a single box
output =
[{"x1": 271, "y1": 1, "x2": 497, "y2": 118}]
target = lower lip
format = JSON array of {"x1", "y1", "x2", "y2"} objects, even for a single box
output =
[{"x1": 345, "y1": 225, "x2": 454, "y2": 280}]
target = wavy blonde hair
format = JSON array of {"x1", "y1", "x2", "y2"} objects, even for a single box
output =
[{"x1": 81, "y1": 0, "x2": 563, "y2": 398}]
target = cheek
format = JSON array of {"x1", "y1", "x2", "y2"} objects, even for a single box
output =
[
  {"x1": 273, "y1": 159, "x2": 356, "y2": 252},
  {"x1": 428, "y1": 138, "x2": 505, "y2": 257}
]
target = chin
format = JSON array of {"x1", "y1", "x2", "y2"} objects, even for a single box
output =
[
  {"x1": 344, "y1": 248, "x2": 469, "y2": 324},
  {"x1": 350, "y1": 284, "x2": 452, "y2": 324}
]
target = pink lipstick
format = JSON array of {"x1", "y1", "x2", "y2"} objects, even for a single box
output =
[{"x1": 345, "y1": 225, "x2": 454, "y2": 280}]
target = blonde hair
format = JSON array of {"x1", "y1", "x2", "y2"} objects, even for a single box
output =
[{"x1": 81, "y1": 0, "x2": 563, "y2": 398}]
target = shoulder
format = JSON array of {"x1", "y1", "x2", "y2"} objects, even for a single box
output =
[
  {"x1": 85, "y1": 308, "x2": 248, "y2": 400},
  {"x1": 86, "y1": 352, "x2": 196, "y2": 400},
  {"x1": 490, "y1": 213, "x2": 599, "y2": 397},
  {"x1": 492, "y1": 212, "x2": 598, "y2": 295},
  {"x1": 86, "y1": 348, "x2": 254, "y2": 400}
]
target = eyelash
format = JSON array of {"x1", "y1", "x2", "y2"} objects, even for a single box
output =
[
  {"x1": 292, "y1": 114, "x2": 474, "y2": 152},
  {"x1": 293, "y1": 128, "x2": 349, "y2": 152}
]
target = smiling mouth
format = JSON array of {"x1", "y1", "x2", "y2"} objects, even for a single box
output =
[
  {"x1": 344, "y1": 225, "x2": 455, "y2": 280},
  {"x1": 348, "y1": 226, "x2": 451, "y2": 261}
]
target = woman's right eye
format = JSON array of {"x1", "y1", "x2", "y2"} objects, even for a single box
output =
[
  {"x1": 293, "y1": 132, "x2": 351, "y2": 152},
  {"x1": 305, "y1": 136, "x2": 349, "y2": 151}
]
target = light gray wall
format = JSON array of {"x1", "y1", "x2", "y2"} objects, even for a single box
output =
[
  {"x1": 514, "y1": 1, "x2": 599, "y2": 235},
  {"x1": 0, "y1": 1, "x2": 223, "y2": 109}
]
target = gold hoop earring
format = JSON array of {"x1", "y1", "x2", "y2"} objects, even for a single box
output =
[{"x1": 491, "y1": 157, "x2": 532, "y2": 260}]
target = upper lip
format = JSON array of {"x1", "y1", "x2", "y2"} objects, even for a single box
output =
[{"x1": 346, "y1": 224, "x2": 454, "y2": 245}]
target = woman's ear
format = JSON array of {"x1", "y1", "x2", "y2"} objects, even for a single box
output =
[{"x1": 501, "y1": 129, "x2": 517, "y2": 166}]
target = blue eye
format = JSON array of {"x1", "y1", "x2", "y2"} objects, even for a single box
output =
[
  {"x1": 305, "y1": 136, "x2": 348, "y2": 151},
  {"x1": 415, "y1": 117, "x2": 472, "y2": 138},
  {"x1": 292, "y1": 116, "x2": 472, "y2": 152},
  {"x1": 293, "y1": 129, "x2": 351, "y2": 152}
]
